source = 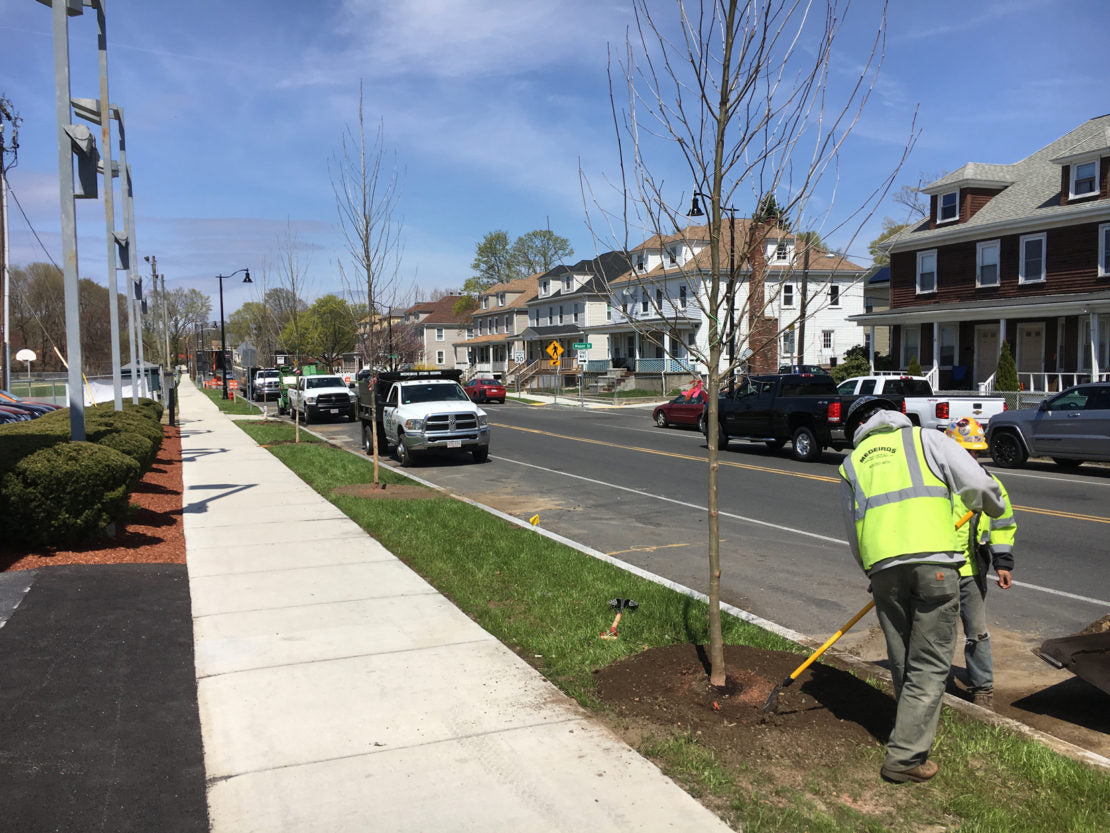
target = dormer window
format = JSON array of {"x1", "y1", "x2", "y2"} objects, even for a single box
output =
[
  {"x1": 636, "y1": 256, "x2": 645, "y2": 272},
  {"x1": 1071, "y1": 159, "x2": 1099, "y2": 199},
  {"x1": 937, "y1": 191, "x2": 958, "y2": 223},
  {"x1": 481, "y1": 296, "x2": 489, "y2": 309},
  {"x1": 563, "y1": 277, "x2": 572, "y2": 292},
  {"x1": 497, "y1": 292, "x2": 506, "y2": 306},
  {"x1": 668, "y1": 246, "x2": 679, "y2": 264},
  {"x1": 540, "y1": 280, "x2": 549, "y2": 296},
  {"x1": 775, "y1": 240, "x2": 788, "y2": 261}
]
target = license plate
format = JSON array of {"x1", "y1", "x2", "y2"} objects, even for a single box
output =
[
  {"x1": 329, "y1": 408, "x2": 339, "y2": 414},
  {"x1": 446, "y1": 440, "x2": 462, "y2": 448}
]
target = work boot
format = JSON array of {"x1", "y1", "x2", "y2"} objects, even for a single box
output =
[
  {"x1": 880, "y1": 760, "x2": 939, "y2": 783},
  {"x1": 972, "y1": 691, "x2": 994, "y2": 710}
]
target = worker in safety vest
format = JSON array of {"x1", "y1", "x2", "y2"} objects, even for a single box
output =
[
  {"x1": 945, "y1": 417, "x2": 1016, "y2": 711},
  {"x1": 839, "y1": 396, "x2": 1005, "y2": 784}
]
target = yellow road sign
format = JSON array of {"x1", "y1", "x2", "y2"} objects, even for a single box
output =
[
  {"x1": 549, "y1": 358, "x2": 560, "y2": 367},
  {"x1": 546, "y1": 340, "x2": 564, "y2": 360}
]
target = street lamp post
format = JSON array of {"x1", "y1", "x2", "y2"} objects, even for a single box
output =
[
  {"x1": 689, "y1": 192, "x2": 738, "y2": 392},
  {"x1": 216, "y1": 268, "x2": 251, "y2": 399}
]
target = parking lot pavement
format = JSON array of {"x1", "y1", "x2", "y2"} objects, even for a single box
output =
[{"x1": 0, "y1": 564, "x2": 209, "y2": 833}]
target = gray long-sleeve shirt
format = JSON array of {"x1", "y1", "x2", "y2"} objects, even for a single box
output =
[{"x1": 840, "y1": 410, "x2": 1005, "y2": 575}]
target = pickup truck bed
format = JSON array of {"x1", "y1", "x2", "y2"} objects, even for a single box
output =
[{"x1": 837, "y1": 375, "x2": 1006, "y2": 431}]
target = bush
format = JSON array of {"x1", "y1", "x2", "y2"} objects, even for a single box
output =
[
  {"x1": 907, "y1": 355, "x2": 923, "y2": 376},
  {"x1": 995, "y1": 340, "x2": 1019, "y2": 391},
  {"x1": 0, "y1": 441, "x2": 139, "y2": 547}
]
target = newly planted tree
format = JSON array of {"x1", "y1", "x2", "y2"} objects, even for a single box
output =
[{"x1": 587, "y1": 0, "x2": 913, "y2": 685}]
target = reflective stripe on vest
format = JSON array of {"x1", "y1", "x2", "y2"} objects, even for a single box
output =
[{"x1": 839, "y1": 426, "x2": 955, "y2": 571}]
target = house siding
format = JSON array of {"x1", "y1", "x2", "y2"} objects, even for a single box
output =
[
  {"x1": 891, "y1": 221, "x2": 1109, "y2": 308},
  {"x1": 1060, "y1": 155, "x2": 1110, "y2": 206}
]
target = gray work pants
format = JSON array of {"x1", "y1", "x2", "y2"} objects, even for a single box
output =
[
  {"x1": 870, "y1": 562, "x2": 960, "y2": 771},
  {"x1": 959, "y1": 576, "x2": 994, "y2": 693}
]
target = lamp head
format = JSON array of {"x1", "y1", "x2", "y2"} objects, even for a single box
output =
[
  {"x1": 688, "y1": 195, "x2": 704, "y2": 218},
  {"x1": 243, "y1": 269, "x2": 252, "y2": 284}
]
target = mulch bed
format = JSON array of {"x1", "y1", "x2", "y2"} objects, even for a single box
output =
[{"x1": 0, "y1": 426, "x2": 185, "y2": 572}]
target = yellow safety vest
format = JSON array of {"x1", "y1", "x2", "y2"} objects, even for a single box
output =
[
  {"x1": 839, "y1": 426, "x2": 956, "y2": 572},
  {"x1": 954, "y1": 474, "x2": 1016, "y2": 577}
]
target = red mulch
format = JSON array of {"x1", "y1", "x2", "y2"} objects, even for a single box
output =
[{"x1": 0, "y1": 426, "x2": 185, "y2": 572}]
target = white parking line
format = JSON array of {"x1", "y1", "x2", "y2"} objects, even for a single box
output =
[{"x1": 498, "y1": 456, "x2": 1110, "y2": 610}]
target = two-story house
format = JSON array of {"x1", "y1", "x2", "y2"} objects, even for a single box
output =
[
  {"x1": 520, "y1": 251, "x2": 632, "y2": 374},
  {"x1": 454, "y1": 275, "x2": 538, "y2": 378},
  {"x1": 854, "y1": 115, "x2": 1110, "y2": 392},
  {"x1": 594, "y1": 221, "x2": 867, "y2": 378},
  {"x1": 400, "y1": 295, "x2": 470, "y2": 371}
]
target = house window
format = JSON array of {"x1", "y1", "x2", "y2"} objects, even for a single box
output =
[
  {"x1": 937, "y1": 191, "x2": 958, "y2": 223},
  {"x1": 977, "y1": 240, "x2": 1000, "y2": 287},
  {"x1": 435, "y1": 327, "x2": 445, "y2": 341},
  {"x1": 606, "y1": 303, "x2": 612, "y2": 321},
  {"x1": 436, "y1": 350, "x2": 445, "y2": 364},
  {"x1": 557, "y1": 305, "x2": 564, "y2": 324},
  {"x1": 782, "y1": 284, "x2": 794, "y2": 308},
  {"x1": 547, "y1": 307, "x2": 553, "y2": 325},
  {"x1": 775, "y1": 240, "x2": 788, "y2": 261},
  {"x1": 1099, "y1": 224, "x2": 1110, "y2": 277},
  {"x1": 668, "y1": 246, "x2": 678, "y2": 264},
  {"x1": 1071, "y1": 160, "x2": 1099, "y2": 198},
  {"x1": 1019, "y1": 233, "x2": 1046, "y2": 283},
  {"x1": 916, "y1": 249, "x2": 937, "y2": 294},
  {"x1": 636, "y1": 256, "x2": 645, "y2": 272},
  {"x1": 540, "y1": 280, "x2": 549, "y2": 295},
  {"x1": 498, "y1": 292, "x2": 506, "y2": 306},
  {"x1": 573, "y1": 304, "x2": 580, "y2": 323},
  {"x1": 782, "y1": 328, "x2": 795, "y2": 356},
  {"x1": 656, "y1": 288, "x2": 663, "y2": 307},
  {"x1": 687, "y1": 332, "x2": 696, "y2": 346},
  {"x1": 939, "y1": 324, "x2": 956, "y2": 366},
  {"x1": 822, "y1": 330, "x2": 834, "y2": 350},
  {"x1": 679, "y1": 285, "x2": 688, "y2": 308},
  {"x1": 829, "y1": 285, "x2": 840, "y2": 307},
  {"x1": 466, "y1": 326, "x2": 474, "y2": 339},
  {"x1": 641, "y1": 292, "x2": 649, "y2": 313},
  {"x1": 481, "y1": 297, "x2": 489, "y2": 310}
]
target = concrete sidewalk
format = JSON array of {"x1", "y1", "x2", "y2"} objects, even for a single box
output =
[{"x1": 178, "y1": 379, "x2": 732, "y2": 832}]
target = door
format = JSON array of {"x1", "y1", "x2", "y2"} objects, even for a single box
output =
[
  {"x1": 974, "y1": 325, "x2": 999, "y2": 387},
  {"x1": 1016, "y1": 323, "x2": 1044, "y2": 380},
  {"x1": 729, "y1": 377, "x2": 775, "y2": 436}
]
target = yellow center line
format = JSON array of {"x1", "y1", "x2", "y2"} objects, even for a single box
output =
[
  {"x1": 491, "y1": 422, "x2": 838, "y2": 483},
  {"x1": 491, "y1": 421, "x2": 1110, "y2": 525}
]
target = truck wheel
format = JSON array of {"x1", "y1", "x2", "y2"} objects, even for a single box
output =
[
  {"x1": 396, "y1": 434, "x2": 413, "y2": 467},
  {"x1": 362, "y1": 423, "x2": 372, "y2": 455},
  {"x1": 791, "y1": 425, "x2": 821, "y2": 462},
  {"x1": 713, "y1": 422, "x2": 729, "y2": 450},
  {"x1": 303, "y1": 407, "x2": 312, "y2": 425},
  {"x1": 988, "y1": 431, "x2": 1026, "y2": 468},
  {"x1": 472, "y1": 446, "x2": 489, "y2": 463}
]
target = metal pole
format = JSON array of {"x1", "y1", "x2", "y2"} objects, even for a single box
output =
[
  {"x1": 160, "y1": 272, "x2": 170, "y2": 374},
  {"x1": 50, "y1": 0, "x2": 86, "y2": 440},
  {"x1": 135, "y1": 276, "x2": 147, "y2": 398},
  {"x1": 1, "y1": 124, "x2": 10, "y2": 393},
  {"x1": 94, "y1": 0, "x2": 123, "y2": 411},
  {"x1": 798, "y1": 241, "x2": 810, "y2": 365},
  {"x1": 219, "y1": 275, "x2": 229, "y2": 399},
  {"x1": 118, "y1": 141, "x2": 138, "y2": 403}
]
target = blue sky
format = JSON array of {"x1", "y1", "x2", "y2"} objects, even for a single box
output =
[{"x1": 1, "y1": 0, "x2": 1107, "y2": 316}]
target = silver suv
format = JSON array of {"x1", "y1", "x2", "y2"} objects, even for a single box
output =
[{"x1": 987, "y1": 382, "x2": 1110, "y2": 469}]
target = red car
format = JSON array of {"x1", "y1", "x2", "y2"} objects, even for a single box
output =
[
  {"x1": 464, "y1": 377, "x2": 506, "y2": 404},
  {"x1": 653, "y1": 391, "x2": 707, "y2": 428}
]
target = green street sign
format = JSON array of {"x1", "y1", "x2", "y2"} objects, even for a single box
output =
[{"x1": 572, "y1": 342, "x2": 592, "y2": 350}]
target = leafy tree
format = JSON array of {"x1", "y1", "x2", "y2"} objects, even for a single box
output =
[
  {"x1": 995, "y1": 340, "x2": 1019, "y2": 391},
  {"x1": 868, "y1": 218, "x2": 911, "y2": 266},
  {"x1": 509, "y1": 229, "x2": 573, "y2": 276},
  {"x1": 466, "y1": 230, "x2": 514, "y2": 294},
  {"x1": 830, "y1": 350, "x2": 871, "y2": 384},
  {"x1": 907, "y1": 354, "x2": 923, "y2": 376},
  {"x1": 284, "y1": 294, "x2": 361, "y2": 370},
  {"x1": 754, "y1": 193, "x2": 789, "y2": 228}
]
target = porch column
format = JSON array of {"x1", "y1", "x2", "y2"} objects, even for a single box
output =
[
  {"x1": 1091, "y1": 311, "x2": 1101, "y2": 380},
  {"x1": 999, "y1": 318, "x2": 1007, "y2": 351},
  {"x1": 869, "y1": 325, "x2": 876, "y2": 372},
  {"x1": 932, "y1": 321, "x2": 940, "y2": 373}
]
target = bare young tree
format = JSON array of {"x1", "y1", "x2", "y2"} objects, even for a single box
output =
[
  {"x1": 585, "y1": 0, "x2": 914, "y2": 685},
  {"x1": 332, "y1": 82, "x2": 403, "y2": 486},
  {"x1": 273, "y1": 223, "x2": 314, "y2": 367}
]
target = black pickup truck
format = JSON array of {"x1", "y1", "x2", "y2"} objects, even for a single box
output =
[{"x1": 701, "y1": 373, "x2": 903, "y2": 462}]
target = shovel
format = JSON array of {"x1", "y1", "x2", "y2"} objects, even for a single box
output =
[{"x1": 761, "y1": 509, "x2": 975, "y2": 718}]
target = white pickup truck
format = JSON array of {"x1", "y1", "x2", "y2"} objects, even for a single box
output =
[
  {"x1": 837, "y1": 375, "x2": 1007, "y2": 431},
  {"x1": 288, "y1": 373, "x2": 356, "y2": 424},
  {"x1": 357, "y1": 369, "x2": 490, "y2": 466}
]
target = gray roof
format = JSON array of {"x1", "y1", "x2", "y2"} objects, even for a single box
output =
[{"x1": 892, "y1": 115, "x2": 1110, "y2": 251}]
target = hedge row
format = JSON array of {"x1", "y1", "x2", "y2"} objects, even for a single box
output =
[{"x1": 0, "y1": 399, "x2": 165, "y2": 548}]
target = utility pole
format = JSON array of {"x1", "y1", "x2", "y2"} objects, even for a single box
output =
[
  {"x1": 1, "y1": 121, "x2": 9, "y2": 394},
  {"x1": 160, "y1": 271, "x2": 170, "y2": 372},
  {"x1": 797, "y1": 239, "x2": 810, "y2": 364}
]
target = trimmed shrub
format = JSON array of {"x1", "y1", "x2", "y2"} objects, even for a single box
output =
[
  {"x1": 995, "y1": 340, "x2": 1019, "y2": 391},
  {"x1": 1, "y1": 441, "x2": 139, "y2": 548}
]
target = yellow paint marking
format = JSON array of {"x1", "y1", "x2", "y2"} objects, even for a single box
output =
[
  {"x1": 491, "y1": 422, "x2": 1110, "y2": 526},
  {"x1": 607, "y1": 542, "x2": 696, "y2": 556}
]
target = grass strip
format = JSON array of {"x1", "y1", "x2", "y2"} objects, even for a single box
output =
[{"x1": 235, "y1": 419, "x2": 1110, "y2": 833}]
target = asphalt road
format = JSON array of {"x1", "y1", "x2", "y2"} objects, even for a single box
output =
[{"x1": 299, "y1": 401, "x2": 1110, "y2": 648}]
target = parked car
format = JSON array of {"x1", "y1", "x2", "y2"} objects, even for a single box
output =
[
  {"x1": 986, "y1": 382, "x2": 1110, "y2": 469},
  {"x1": 0, "y1": 404, "x2": 34, "y2": 423},
  {"x1": 837, "y1": 375, "x2": 1006, "y2": 432},
  {"x1": 0, "y1": 389, "x2": 57, "y2": 418},
  {"x1": 464, "y1": 377, "x2": 506, "y2": 404},
  {"x1": 653, "y1": 391, "x2": 708, "y2": 429}
]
